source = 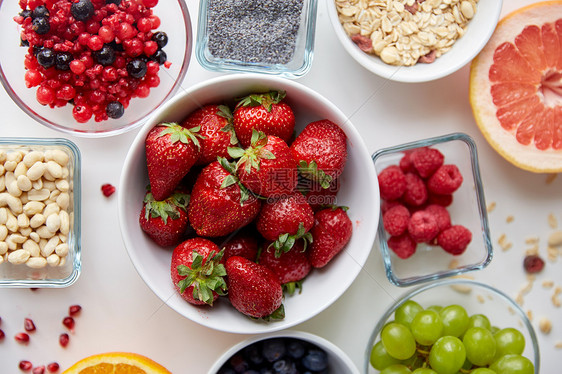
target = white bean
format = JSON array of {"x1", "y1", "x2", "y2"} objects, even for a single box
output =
[
  {"x1": 23, "y1": 201, "x2": 44, "y2": 216},
  {"x1": 46, "y1": 213, "x2": 61, "y2": 233},
  {"x1": 49, "y1": 189, "x2": 61, "y2": 201},
  {"x1": 58, "y1": 233, "x2": 67, "y2": 243},
  {"x1": 0, "y1": 207, "x2": 7, "y2": 224},
  {"x1": 8, "y1": 249, "x2": 30, "y2": 264},
  {"x1": 55, "y1": 179, "x2": 69, "y2": 192},
  {"x1": 0, "y1": 165, "x2": 4, "y2": 176},
  {"x1": 42, "y1": 168, "x2": 55, "y2": 181},
  {"x1": 29, "y1": 232, "x2": 40, "y2": 242},
  {"x1": 6, "y1": 180, "x2": 22, "y2": 197},
  {"x1": 19, "y1": 192, "x2": 28, "y2": 205},
  {"x1": 31, "y1": 178, "x2": 43, "y2": 190},
  {"x1": 9, "y1": 233, "x2": 26, "y2": 244},
  {"x1": 46, "y1": 161, "x2": 63, "y2": 179},
  {"x1": 43, "y1": 202, "x2": 60, "y2": 218},
  {"x1": 23, "y1": 239, "x2": 40, "y2": 257},
  {"x1": 43, "y1": 180, "x2": 56, "y2": 191},
  {"x1": 30, "y1": 213, "x2": 45, "y2": 228},
  {"x1": 27, "y1": 162, "x2": 46, "y2": 181},
  {"x1": 19, "y1": 227, "x2": 32, "y2": 237},
  {"x1": 58, "y1": 256, "x2": 66, "y2": 267},
  {"x1": 0, "y1": 150, "x2": 6, "y2": 163},
  {"x1": 0, "y1": 175, "x2": 5, "y2": 192},
  {"x1": 6, "y1": 235, "x2": 17, "y2": 250},
  {"x1": 17, "y1": 175, "x2": 32, "y2": 192},
  {"x1": 6, "y1": 151, "x2": 23, "y2": 163},
  {"x1": 14, "y1": 162, "x2": 28, "y2": 178},
  {"x1": 4, "y1": 160, "x2": 17, "y2": 172},
  {"x1": 61, "y1": 167, "x2": 69, "y2": 179},
  {"x1": 46, "y1": 254, "x2": 60, "y2": 266},
  {"x1": 26, "y1": 257, "x2": 47, "y2": 269},
  {"x1": 6, "y1": 213, "x2": 18, "y2": 232},
  {"x1": 55, "y1": 243, "x2": 68, "y2": 257},
  {"x1": 48, "y1": 150, "x2": 69, "y2": 166},
  {"x1": 23, "y1": 151, "x2": 44, "y2": 167}
]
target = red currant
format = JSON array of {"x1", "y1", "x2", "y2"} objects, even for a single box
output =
[
  {"x1": 36, "y1": 85, "x2": 55, "y2": 105},
  {"x1": 73, "y1": 104, "x2": 93, "y2": 123}
]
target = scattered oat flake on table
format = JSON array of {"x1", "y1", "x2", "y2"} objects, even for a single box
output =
[
  {"x1": 506, "y1": 215, "x2": 514, "y2": 223},
  {"x1": 539, "y1": 317, "x2": 552, "y2": 334},
  {"x1": 548, "y1": 213, "x2": 558, "y2": 229},
  {"x1": 542, "y1": 280, "x2": 555, "y2": 289},
  {"x1": 448, "y1": 259, "x2": 459, "y2": 269},
  {"x1": 548, "y1": 230, "x2": 562, "y2": 247},
  {"x1": 525, "y1": 236, "x2": 539, "y2": 245},
  {"x1": 526, "y1": 310, "x2": 533, "y2": 321},
  {"x1": 547, "y1": 246, "x2": 559, "y2": 262},
  {"x1": 525, "y1": 244, "x2": 539, "y2": 256},
  {"x1": 477, "y1": 294, "x2": 485, "y2": 303},
  {"x1": 555, "y1": 341, "x2": 562, "y2": 349},
  {"x1": 497, "y1": 233, "x2": 512, "y2": 251},
  {"x1": 487, "y1": 201, "x2": 496, "y2": 213}
]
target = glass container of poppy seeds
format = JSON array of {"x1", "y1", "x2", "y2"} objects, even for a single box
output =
[{"x1": 196, "y1": 0, "x2": 318, "y2": 78}]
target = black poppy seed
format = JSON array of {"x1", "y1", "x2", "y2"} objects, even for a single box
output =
[{"x1": 206, "y1": 0, "x2": 304, "y2": 65}]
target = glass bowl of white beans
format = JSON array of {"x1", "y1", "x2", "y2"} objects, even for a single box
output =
[{"x1": 0, "y1": 137, "x2": 81, "y2": 288}]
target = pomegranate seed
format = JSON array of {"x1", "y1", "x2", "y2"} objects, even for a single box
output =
[
  {"x1": 59, "y1": 333, "x2": 69, "y2": 347},
  {"x1": 0, "y1": 328, "x2": 5, "y2": 340},
  {"x1": 24, "y1": 318, "x2": 36, "y2": 332},
  {"x1": 101, "y1": 183, "x2": 116, "y2": 197},
  {"x1": 524, "y1": 254, "x2": 545, "y2": 273},
  {"x1": 47, "y1": 362, "x2": 60, "y2": 373},
  {"x1": 62, "y1": 316, "x2": 75, "y2": 331},
  {"x1": 15, "y1": 332, "x2": 30, "y2": 344},
  {"x1": 69, "y1": 304, "x2": 82, "y2": 316},
  {"x1": 32, "y1": 366, "x2": 45, "y2": 374},
  {"x1": 19, "y1": 360, "x2": 33, "y2": 371}
]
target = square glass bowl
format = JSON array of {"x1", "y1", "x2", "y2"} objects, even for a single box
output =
[
  {"x1": 0, "y1": 138, "x2": 81, "y2": 287},
  {"x1": 195, "y1": 0, "x2": 318, "y2": 78},
  {"x1": 372, "y1": 133, "x2": 492, "y2": 287}
]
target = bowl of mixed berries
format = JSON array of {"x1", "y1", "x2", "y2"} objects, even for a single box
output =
[
  {"x1": 0, "y1": 0, "x2": 191, "y2": 137},
  {"x1": 118, "y1": 73, "x2": 379, "y2": 334}
]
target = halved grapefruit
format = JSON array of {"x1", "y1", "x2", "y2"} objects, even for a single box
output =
[
  {"x1": 62, "y1": 352, "x2": 172, "y2": 374},
  {"x1": 470, "y1": 1, "x2": 562, "y2": 173}
]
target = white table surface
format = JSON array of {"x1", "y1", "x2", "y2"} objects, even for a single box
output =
[{"x1": 1, "y1": 0, "x2": 560, "y2": 373}]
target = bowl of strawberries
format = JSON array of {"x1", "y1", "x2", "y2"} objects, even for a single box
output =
[{"x1": 118, "y1": 73, "x2": 379, "y2": 333}]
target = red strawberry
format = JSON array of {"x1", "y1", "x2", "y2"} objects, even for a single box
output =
[
  {"x1": 139, "y1": 190, "x2": 190, "y2": 247},
  {"x1": 225, "y1": 256, "x2": 284, "y2": 319},
  {"x1": 188, "y1": 159, "x2": 261, "y2": 237},
  {"x1": 230, "y1": 130, "x2": 298, "y2": 198},
  {"x1": 290, "y1": 119, "x2": 347, "y2": 188},
  {"x1": 181, "y1": 104, "x2": 238, "y2": 165},
  {"x1": 171, "y1": 238, "x2": 227, "y2": 306},
  {"x1": 256, "y1": 194, "x2": 314, "y2": 254},
  {"x1": 221, "y1": 228, "x2": 260, "y2": 262},
  {"x1": 300, "y1": 178, "x2": 341, "y2": 211},
  {"x1": 308, "y1": 207, "x2": 353, "y2": 268},
  {"x1": 145, "y1": 122, "x2": 202, "y2": 201},
  {"x1": 259, "y1": 240, "x2": 311, "y2": 295},
  {"x1": 233, "y1": 90, "x2": 295, "y2": 148}
]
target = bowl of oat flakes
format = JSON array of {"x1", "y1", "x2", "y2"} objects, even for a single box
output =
[{"x1": 327, "y1": 0, "x2": 502, "y2": 82}]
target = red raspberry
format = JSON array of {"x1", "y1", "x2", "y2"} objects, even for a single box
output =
[
  {"x1": 411, "y1": 147, "x2": 444, "y2": 178},
  {"x1": 427, "y1": 192, "x2": 453, "y2": 207},
  {"x1": 437, "y1": 225, "x2": 472, "y2": 255},
  {"x1": 387, "y1": 234, "x2": 417, "y2": 259},
  {"x1": 383, "y1": 205, "x2": 410, "y2": 236},
  {"x1": 424, "y1": 204, "x2": 451, "y2": 232},
  {"x1": 408, "y1": 211, "x2": 439, "y2": 243},
  {"x1": 427, "y1": 164, "x2": 463, "y2": 195},
  {"x1": 523, "y1": 255, "x2": 545, "y2": 274},
  {"x1": 378, "y1": 165, "x2": 407, "y2": 201},
  {"x1": 402, "y1": 173, "x2": 428, "y2": 207},
  {"x1": 381, "y1": 200, "x2": 403, "y2": 214},
  {"x1": 399, "y1": 151, "x2": 416, "y2": 174}
]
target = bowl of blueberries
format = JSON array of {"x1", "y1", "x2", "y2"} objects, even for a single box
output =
[
  {"x1": 0, "y1": 0, "x2": 192, "y2": 137},
  {"x1": 208, "y1": 330, "x2": 360, "y2": 374}
]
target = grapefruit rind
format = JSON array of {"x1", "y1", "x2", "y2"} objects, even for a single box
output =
[
  {"x1": 470, "y1": 1, "x2": 562, "y2": 173},
  {"x1": 62, "y1": 352, "x2": 172, "y2": 374}
]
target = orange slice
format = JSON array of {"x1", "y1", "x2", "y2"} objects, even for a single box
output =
[
  {"x1": 470, "y1": 1, "x2": 562, "y2": 173},
  {"x1": 62, "y1": 352, "x2": 172, "y2": 374}
]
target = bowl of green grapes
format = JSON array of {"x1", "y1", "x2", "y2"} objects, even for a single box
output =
[{"x1": 366, "y1": 279, "x2": 539, "y2": 374}]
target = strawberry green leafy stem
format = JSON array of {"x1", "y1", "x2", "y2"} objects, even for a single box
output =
[
  {"x1": 269, "y1": 222, "x2": 313, "y2": 257},
  {"x1": 250, "y1": 304, "x2": 285, "y2": 322},
  {"x1": 283, "y1": 280, "x2": 304, "y2": 296},
  {"x1": 298, "y1": 160, "x2": 333, "y2": 189},
  {"x1": 218, "y1": 157, "x2": 254, "y2": 204},
  {"x1": 235, "y1": 90, "x2": 286, "y2": 112},
  {"x1": 217, "y1": 105, "x2": 239, "y2": 145},
  {"x1": 143, "y1": 191, "x2": 190, "y2": 225},
  {"x1": 228, "y1": 130, "x2": 276, "y2": 174},
  {"x1": 157, "y1": 122, "x2": 204, "y2": 150},
  {"x1": 176, "y1": 249, "x2": 227, "y2": 306}
]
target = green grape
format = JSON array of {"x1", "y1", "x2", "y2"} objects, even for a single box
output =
[
  {"x1": 493, "y1": 327, "x2": 526, "y2": 360},
  {"x1": 468, "y1": 313, "x2": 492, "y2": 331},
  {"x1": 381, "y1": 322, "x2": 417, "y2": 360},
  {"x1": 370, "y1": 340, "x2": 402, "y2": 370},
  {"x1": 427, "y1": 305, "x2": 443, "y2": 313},
  {"x1": 429, "y1": 336, "x2": 466, "y2": 374},
  {"x1": 490, "y1": 326, "x2": 500, "y2": 334},
  {"x1": 380, "y1": 364, "x2": 412, "y2": 374},
  {"x1": 471, "y1": 369, "x2": 497, "y2": 374},
  {"x1": 461, "y1": 357, "x2": 473, "y2": 370},
  {"x1": 463, "y1": 327, "x2": 496, "y2": 366},
  {"x1": 411, "y1": 310, "x2": 443, "y2": 346},
  {"x1": 489, "y1": 354, "x2": 534, "y2": 374},
  {"x1": 400, "y1": 353, "x2": 425, "y2": 370},
  {"x1": 412, "y1": 368, "x2": 437, "y2": 374},
  {"x1": 439, "y1": 305, "x2": 469, "y2": 337},
  {"x1": 395, "y1": 300, "x2": 424, "y2": 328}
]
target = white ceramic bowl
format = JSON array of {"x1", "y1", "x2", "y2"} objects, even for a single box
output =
[
  {"x1": 118, "y1": 74, "x2": 379, "y2": 334},
  {"x1": 208, "y1": 330, "x2": 360, "y2": 374},
  {"x1": 326, "y1": 0, "x2": 502, "y2": 82}
]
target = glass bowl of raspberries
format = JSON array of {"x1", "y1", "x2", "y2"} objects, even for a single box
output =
[
  {"x1": 365, "y1": 279, "x2": 539, "y2": 374},
  {"x1": 372, "y1": 132, "x2": 493, "y2": 287},
  {"x1": 118, "y1": 73, "x2": 379, "y2": 334},
  {"x1": 0, "y1": 0, "x2": 192, "y2": 137}
]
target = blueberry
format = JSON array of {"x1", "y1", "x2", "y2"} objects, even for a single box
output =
[
  {"x1": 94, "y1": 45, "x2": 116, "y2": 66},
  {"x1": 32, "y1": 17, "x2": 50, "y2": 35},
  {"x1": 301, "y1": 349, "x2": 328, "y2": 372},
  {"x1": 243, "y1": 371, "x2": 261, "y2": 374},
  {"x1": 262, "y1": 339, "x2": 286, "y2": 363},
  {"x1": 31, "y1": 5, "x2": 49, "y2": 19},
  {"x1": 71, "y1": 0, "x2": 94, "y2": 21},
  {"x1": 55, "y1": 52, "x2": 73, "y2": 70},
  {"x1": 152, "y1": 31, "x2": 168, "y2": 49},
  {"x1": 243, "y1": 344, "x2": 264, "y2": 366},
  {"x1": 37, "y1": 48, "x2": 55, "y2": 68},
  {"x1": 19, "y1": 9, "x2": 32, "y2": 18},
  {"x1": 126, "y1": 59, "x2": 147, "y2": 79},
  {"x1": 286, "y1": 340, "x2": 305, "y2": 359},
  {"x1": 106, "y1": 101, "x2": 124, "y2": 119},
  {"x1": 151, "y1": 49, "x2": 167, "y2": 65},
  {"x1": 229, "y1": 354, "x2": 249, "y2": 373},
  {"x1": 259, "y1": 369, "x2": 274, "y2": 374},
  {"x1": 217, "y1": 367, "x2": 236, "y2": 374},
  {"x1": 272, "y1": 359, "x2": 297, "y2": 374}
]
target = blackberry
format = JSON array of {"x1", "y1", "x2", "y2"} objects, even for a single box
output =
[
  {"x1": 32, "y1": 17, "x2": 50, "y2": 35},
  {"x1": 126, "y1": 59, "x2": 147, "y2": 78},
  {"x1": 151, "y1": 50, "x2": 167, "y2": 65},
  {"x1": 55, "y1": 52, "x2": 73, "y2": 70},
  {"x1": 37, "y1": 48, "x2": 56, "y2": 68},
  {"x1": 32, "y1": 5, "x2": 49, "y2": 19},
  {"x1": 71, "y1": 0, "x2": 95, "y2": 21},
  {"x1": 106, "y1": 101, "x2": 124, "y2": 119},
  {"x1": 152, "y1": 31, "x2": 168, "y2": 49},
  {"x1": 94, "y1": 45, "x2": 116, "y2": 66}
]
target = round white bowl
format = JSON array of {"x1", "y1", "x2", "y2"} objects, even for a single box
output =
[
  {"x1": 326, "y1": 0, "x2": 502, "y2": 82},
  {"x1": 118, "y1": 73, "x2": 379, "y2": 334},
  {"x1": 207, "y1": 330, "x2": 360, "y2": 374}
]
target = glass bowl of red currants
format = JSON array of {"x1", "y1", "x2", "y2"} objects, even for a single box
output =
[
  {"x1": 372, "y1": 133, "x2": 493, "y2": 287},
  {"x1": 0, "y1": 0, "x2": 192, "y2": 137},
  {"x1": 365, "y1": 279, "x2": 540, "y2": 374}
]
